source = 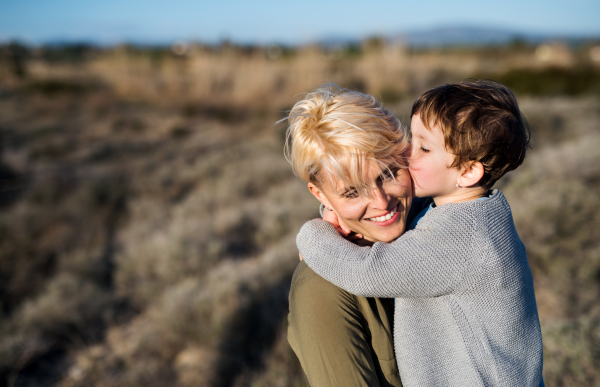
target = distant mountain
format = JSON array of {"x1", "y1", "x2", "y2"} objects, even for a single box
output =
[
  {"x1": 319, "y1": 26, "x2": 598, "y2": 48},
  {"x1": 14, "y1": 25, "x2": 600, "y2": 49},
  {"x1": 395, "y1": 26, "x2": 547, "y2": 46}
]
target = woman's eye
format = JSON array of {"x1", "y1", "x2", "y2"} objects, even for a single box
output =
[
  {"x1": 343, "y1": 189, "x2": 359, "y2": 199},
  {"x1": 420, "y1": 146, "x2": 430, "y2": 153},
  {"x1": 380, "y1": 168, "x2": 397, "y2": 181}
]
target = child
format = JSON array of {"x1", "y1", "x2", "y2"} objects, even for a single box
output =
[{"x1": 297, "y1": 81, "x2": 544, "y2": 387}]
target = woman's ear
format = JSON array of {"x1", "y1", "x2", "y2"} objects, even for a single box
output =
[
  {"x1": 307, "y1": 182, "x2": 330, "y2": 208},
  {"x1": 459, "y1": 161, "x2": 485, "y2": 187}
]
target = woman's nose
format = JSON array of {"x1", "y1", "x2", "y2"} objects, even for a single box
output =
[
  {"x1": 403, "y1": 143, "x2": 413, "y2": 159},
  {"x1": 406, "y1": 142, "x2": 420, "y2": 166},
  {"x1": 371, "y1": 187, "x2": 390, "y2": 209}
]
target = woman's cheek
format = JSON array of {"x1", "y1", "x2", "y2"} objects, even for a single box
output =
[
  {"x1": 395, "y1": 171, "x2": 413, "y2": 196},
  {"x1": 337, "y1": 204, "x2": 364, "y2": 222}
]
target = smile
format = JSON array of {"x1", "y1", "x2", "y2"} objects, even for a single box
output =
[{"x1": 367, "y1": 204, "x2": 398, "y2": 223}]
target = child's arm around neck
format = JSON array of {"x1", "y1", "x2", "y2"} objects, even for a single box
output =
[{"x1": 296, "y1": 193, "x2": 508, "y2": 299}]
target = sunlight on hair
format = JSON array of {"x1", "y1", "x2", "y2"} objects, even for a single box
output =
[{"x1": 284, "y1": 84, "x2": 408, "y2": 197}]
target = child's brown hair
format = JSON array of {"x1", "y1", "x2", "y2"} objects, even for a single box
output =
[{"x1": 411, "y1": 80, "x2": 530, "y2": 188}]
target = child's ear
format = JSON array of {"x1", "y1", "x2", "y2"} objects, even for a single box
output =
[
  {"x1": 459, "y1": 161, "x2": 485, "y2": 187},
  {"x1": 308, "y1": 182, "x2": 331, "y2": 208}
]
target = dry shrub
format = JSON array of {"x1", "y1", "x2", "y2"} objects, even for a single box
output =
[
  {"x1": 500, "y1": 99, "x2": 600, "y2": 382},
  {"x1": 1, "y1": 42, "x2": 599, "y2": 386},
  {"x1": 16, "y1": 274, "x2": 114, "y2": 338},
  {"x1": 60, "y1": 236, "x2": 302, "y2": 387},
  {"x1": 542, "y1": 318, "x2": 600, "y2": 386},
  {"x1": 518, "y1": 97, "x2": 600, "y2": 147},
  {"x1": 13, "y1": 43, "x2": 522, "y2": 109},
  {"x1": 231, "y1": 327, "x2": 307, "y2": 387},
  {"x1": 1, "y1": 274, "x2": 115, "y2": 385}
]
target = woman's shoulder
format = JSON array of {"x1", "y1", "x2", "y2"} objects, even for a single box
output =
[
  {"x1": 290, "y1": 261, "x2": 358, "y2": 306},
  {"x1": 289, "y1": 262, "x2": 373, "y2": 334}
]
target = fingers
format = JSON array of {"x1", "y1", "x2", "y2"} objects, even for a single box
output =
[
  {"x1": 338, "y1": 218, "x2": 352, "y2": 235},
  {"x1": 321, "y1": 207, "x2": 363, "y2": 242},
  {"x1": 323, "y1": 208, "x2": 349, "y2": 237},
  {"x1": 335, "y1": 226, "x2": 351, "y2": 238},
  {"x1": 299, "y1": 253, "x2": 303, "y2": 261},
  {"x1": 348, "y1": 232, "x2": 364, "y2": 240},
  {"x1": 322, "y1": 207, "x2": 339, "y2": 226}
]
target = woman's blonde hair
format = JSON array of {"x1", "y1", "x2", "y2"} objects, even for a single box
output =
[{"x1": 284, "y1": 84, "x2": 408, "y2": 196}]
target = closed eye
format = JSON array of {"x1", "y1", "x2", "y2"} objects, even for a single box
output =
[
  {"x1": 342, "y1": 188, "x2": 359, "y2": 199},
  {"x1": 420, "y1": 146, "x2": 430, "y2": 153},
  {"x1": 379, "y1": 168, "x2": 398, "y2": 182}
]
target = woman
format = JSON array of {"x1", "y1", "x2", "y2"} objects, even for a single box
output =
[{"x1": 284, "y1": 84, "x2": 426, "y2": 386}]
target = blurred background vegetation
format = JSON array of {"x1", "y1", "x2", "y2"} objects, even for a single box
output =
[{"x1": 0, "y1": 38, "x2": 599, "y2": 386}]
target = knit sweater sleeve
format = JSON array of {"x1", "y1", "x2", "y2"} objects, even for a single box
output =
[{"x1": 297, "y1": 207, "x2": 471, "y2": 298}]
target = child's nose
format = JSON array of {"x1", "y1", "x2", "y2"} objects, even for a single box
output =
[{"x1": 407, "y1": 142, "x2": 419, "y2": 165}]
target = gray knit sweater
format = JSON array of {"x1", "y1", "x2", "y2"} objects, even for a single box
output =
[{"x1": 297, "y1": 190, "x2": 544, "y2": 387}]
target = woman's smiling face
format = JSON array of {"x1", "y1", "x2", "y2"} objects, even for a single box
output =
[{"x1": 309, "y1": 160, "x2": 413, "y2": 244}]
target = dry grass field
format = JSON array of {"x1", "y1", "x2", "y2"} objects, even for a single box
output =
[{"x1": 1, "y1": 40, "x2": 599, "y2": 386}]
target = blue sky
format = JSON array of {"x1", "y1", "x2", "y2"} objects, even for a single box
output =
[{"x1": 1, "y1": 0, "x2": 599, "y2": 45}]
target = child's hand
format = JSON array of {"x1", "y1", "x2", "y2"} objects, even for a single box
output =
[
  {"x1": 322, "y1": 207, "x2": 363, "y2": 242},
  {"x1": 299, "y1": 208, "x2": 364, "y2": 261}
]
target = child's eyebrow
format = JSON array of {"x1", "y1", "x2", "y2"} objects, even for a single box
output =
[
  {"x1": 414, "y1": 130, "x2": 436, "y2": 143},
  {"x1": 413, "y1": 133, "x2": 429, "y2": 141}
]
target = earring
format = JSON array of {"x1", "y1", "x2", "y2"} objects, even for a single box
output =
[
  {"x1": 319, "y1": 203, "x2": 331, "y2": 217},
  {"x1": 455, "y1": 182, "x2": 461, "y2": 188}
]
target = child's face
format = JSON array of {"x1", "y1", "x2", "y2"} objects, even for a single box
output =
[{"x1": 409, "y1": 114, "x2": 462, "y2": 200}]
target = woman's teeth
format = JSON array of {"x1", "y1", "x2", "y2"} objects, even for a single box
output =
[{"x1": 368, "y1": 206, "x2": 397, "y2": 222}]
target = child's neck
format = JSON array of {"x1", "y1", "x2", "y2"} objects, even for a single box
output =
[{"x1": 433, "y1": 186, "x2": 489, "y2": 206}]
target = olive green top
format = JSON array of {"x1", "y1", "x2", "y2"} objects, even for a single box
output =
[{"x1": 288, "y1": 261, "x2": 402, "y2": 387}]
